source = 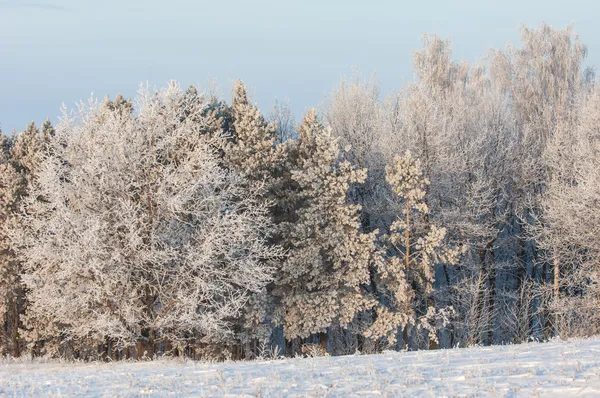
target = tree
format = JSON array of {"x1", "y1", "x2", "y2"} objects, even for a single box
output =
[
  {"x1": 224, "y1": 80, "x2": 285, "y2": 183},
  {"x1": 269, "y1": 98, "x2": 297, "y2": 144},
  {"x1": 385, "y1": 35, "x2": 509, "y2": 347},
  {"x1": 538, "y1": 83, "x2": 600, "y2": 337},
  {"x1": 367, "y1": 151, "x2": 460, "y2": 349},
  {"x1": 324, "y1": 72, "x2": 386, "y2": 231},
  {"x1": 0, "y1": 119, "x2": 55, "y2": 357},
  {"x1": 41, "y1": 119, "x2": 56, "y2": 143},
  {"x1": 14, "y1": 82, "x2": 277, "y2": 359},
  {"x1": 324, "y1": 73, "x2": 391, "y2": 352},
  {"x1": 489, "y1": 24, "x2": 588, "y2": 310},
  {"x1": 12, "y1": 122, "x2": 45, "y2": 179},
  {"x1": 274, "y1": 109, "x2": 377, "y2": 353},
  {"x1": 325, "y1": 72, "x2": 383, "y2": 171},
  {"x1": 0, "y1": 131, "x2": 26, "y2": 357},
  {"x1": 203, "y1": 80, "x2": 288, "y2": 358}
]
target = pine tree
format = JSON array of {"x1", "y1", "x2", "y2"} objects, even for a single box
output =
[
  {"x1": 103, "y1": 94, "x2": 133, "y2": 116},
  {"x1": 367, "y1": 151, "x2": 460, "y2": 349},
  {"x1": 224, "y1": 80, "x2": 285, "y2": 183},
  {"x1": 41, "y1": 119, "x2": 55, "y2": 143},
  {"x1": 274, "y1": 109, "x2": 377, "y2": 353},
  {"x1": 206, "y1": 80, "x2": 288, "y2": 358},
  {"x1": 12, "y1": 122, "x2": 44, "y2": 178}
]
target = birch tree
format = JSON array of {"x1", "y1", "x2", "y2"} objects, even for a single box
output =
[
  {"x1": 538, "y1": 82, "x2": 600, "y2": 337},
  {"x1": 489, "y1": 25, "x2": 588, "y2": 310}
]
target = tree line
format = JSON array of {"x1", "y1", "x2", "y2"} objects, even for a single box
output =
[{"x1": 1, "y1": 24, "x2": 599, "y2": 361}]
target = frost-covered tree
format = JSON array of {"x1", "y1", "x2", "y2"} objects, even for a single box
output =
[
  {"x1": 225, "y1": 80, "x2": 285, "y2": 183},
  {"x1": 12, "y1": 122, "x2": 45, "y2": 179},
  {"x1": 41, "y1": 119, "x2": 55, "y2": 143},
  {"x1": 538, "y1": 83, "x2": 600, "y2": 337},
  {"x1": 324, "y1": 74, "x2": 391, "y2": 351},
  {"x1": 274, "y1": 109, "x2": 377, "y2": 352},
  {"x1": 380, "y1": 36, "x2": 507, "y2": 346},
  {"x1": 325, "y1": 73, "x2": 382, "y2": 170},
  {"x1": 204, "y1": 80, "x2": 288, "y2": 358},
  {"x1": 324, "y1": 72, "x2": 386, "y2": 230},
  {"x1": 367, "y1": 152, "x2": 460, "y2": 349},
  {"x1": 0, "y1": 120, "x2": 54, "y2": 357},
  {"x1": 14, "y1": 82, "x2": 277, "y2": 359},
  {"x1": 0, "y1": 131, "x2": 26, "y2": 357},
  {"x1": 102, "y1": 94, "x2": 134, "y2": 119},
  {"x1": 489, "y1": 24, "x2": 588, "y2": 306},
  {"x1": 269, "y1": 98, "x2": 297, "y2": 144}
]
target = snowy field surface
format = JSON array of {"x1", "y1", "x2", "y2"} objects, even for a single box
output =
[{"x1": 2, "y1": 338, "x2": 600, "y2": 397}]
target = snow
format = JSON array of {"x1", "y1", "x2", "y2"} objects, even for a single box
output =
[{"x1": 3, "y1": 337, "x2": 600, "y2": 397}]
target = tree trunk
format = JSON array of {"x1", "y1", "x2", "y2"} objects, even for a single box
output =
[
  {"x1": 487, "y1": 249, "x2": 496, "y2": 346},
  {"x1": 137, "y1": 328, "x2": 154, "y2": 360},
  {"x1": 427, "y1": 296, "x2": 438, "y2": 350},
  {"x1": 442, "y1": 261, "x2": 453, "y2": 348},
  {"x1": 101, "y1": 336, "x2": 112, "y2": 361},
  {"x1": 402, "y1": 326, "x2": 409, "y2": 350},
  {"x1": 475, "y1": 249, "x2": 487, "y2": 345},
  {"x1": 11, "y1": 291, "x2": 20, "y2": 357},
  {"x1": 318, "y1": 331, "x2": 328, "y2": 353},
  {"x1": 404, "y1": 202, "x2": 410, "y2": 271},
  {"x1": 553, "y1": 255, "x2": 560, "y2": 299},
  {"x1": 138, "y1": 285, "x2": 156, "y2": 360},
  {"x1": 285, "y1": 337, "x2": 300, "y2": 357},
  {"x1": 480, "y1": 238, "x2": 497, "y2": 346}
]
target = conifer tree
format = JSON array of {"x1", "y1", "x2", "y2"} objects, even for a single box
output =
[
  {"x1": 0, "y1": 120, "x2": 55, "y2": 357},
  {"x1": 225, "y1": 80, "x2": 285, "y2": 183},
  {"x1": 274, "y1": 109, "x2": 377, "y2": 352},
  {"x1": 103, "y1": 94, "x2": 134, "y2": 117},
  {"x1": 0, "y1": 131, "x2": 26, "y2": 357},
  {"x1": 367, "y1": 151, "x2": 460, "y2": 349},
  {"x1": 207, "y1": 80, "x2": 288, "y2": 358},
  {"x1": 12, "y1": 122, "x2": 44, "y2": 178}
]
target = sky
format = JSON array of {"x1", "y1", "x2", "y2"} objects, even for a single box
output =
[{"x1": 1, "y1": 0, "x2": 600, "y2": 133}]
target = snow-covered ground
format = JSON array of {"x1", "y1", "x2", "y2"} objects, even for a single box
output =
[{"x1": 2, "y1": 337, "x2": 600, "y2": 397}]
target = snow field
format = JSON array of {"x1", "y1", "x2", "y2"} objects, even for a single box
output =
[{"x1": 2, "y1": 337, "x2": 600, "y2": 397}]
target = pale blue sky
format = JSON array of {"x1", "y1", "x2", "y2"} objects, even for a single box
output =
[{"x1": 1, "y1": 0, "x2": 599, "y2": 133}]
